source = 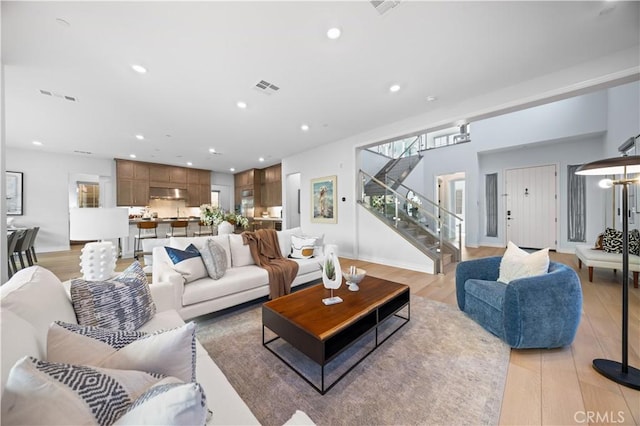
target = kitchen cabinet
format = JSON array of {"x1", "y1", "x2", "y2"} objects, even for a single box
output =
[
  {"x1": 116, "y1": 159, "x2": 209, "y2": 207},
  {"x1": 116, "y1": 159, "x2": 149, "y2": 206},
  {"x1": 186, "y1": 169, "x2": 212, "y2": 207},
  {"x1": 260, "y1": 164, "x2": 282, "y2": 206},
  {"x1": 234, "y1": 169, "x2": 260, "y2": 207}
]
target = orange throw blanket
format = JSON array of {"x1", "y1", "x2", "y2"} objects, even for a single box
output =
[{"x1": 242, "y1": 229, "x2": 299, "y2": 299}]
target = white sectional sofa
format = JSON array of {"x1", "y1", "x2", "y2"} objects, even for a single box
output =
[
  {"x1": 1, "y1": 266, "x2": 314, "y2": 425},
  {"x1": 152, "y1": 227, "x2": 323, "y2": 320}
]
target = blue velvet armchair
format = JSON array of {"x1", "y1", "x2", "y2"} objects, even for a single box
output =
[{"x1": 455, "y1": 256, "x2": 582, "y2": 349}]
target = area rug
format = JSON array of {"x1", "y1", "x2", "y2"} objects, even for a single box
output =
[{"x1": 196, "y1": 296, "x2": 509, "y2": 426}]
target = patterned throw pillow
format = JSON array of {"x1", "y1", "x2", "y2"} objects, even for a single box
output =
[
  {"x1": 602, "y1": 228, "x2": 623, "y2": 253},
  {"x1": 47, "y1": 321, "x2": 197, "y2": 383},
  {"x1": 199, "y1": 239, "x2": 228, "y2": 280},
  {"x1": 71, "y1": 261, "x2": 156, "y2": 331},
  {"x1": 630, "y1": 229, "x2": 640, "y2": 256},
  {"x1": 165, "y1": 244, "x2": 208, "y2": 283},
  {"x1": 115, "y1": 382, "x2": 209, "y2": 425},
  {"x1": 1, "y1": 356, "x2": 181, "y2": 426},
  {"x1": 290, "y1": 235, "x2": 316, "y2": 259}
]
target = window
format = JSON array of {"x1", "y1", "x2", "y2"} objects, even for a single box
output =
[{"x1": 77, "y1": 182, "x2": 99, "y2": 208}]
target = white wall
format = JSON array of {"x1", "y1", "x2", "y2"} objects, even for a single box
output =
[
  {"x1": 283, "y1": 81, "x2": 638, "y2": 272},
  {"x1": 6, "y1": 148, "x2": 115, "y2": 252},
  {"x1": 211, "y1": 172, "x2": 233, "y2": 212}
]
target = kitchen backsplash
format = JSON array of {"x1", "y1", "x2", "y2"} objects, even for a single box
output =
[{"x1": 128, "y1": 199, "x2": 199, "y2": 218}]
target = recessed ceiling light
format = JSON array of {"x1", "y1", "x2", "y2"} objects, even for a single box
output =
[
  {"x1": 237, "y1": 101, "x2": 247, "y2": 109},
  {"x1": 327, "y1": 27, "x2": 341, "y2": 40},
  {"x1": 426, "y1": 96, "x2": 438, "y2": 102},
  {"x1": 209, "y1": 148, "x2": 216, "y2": 153},
  {"x1": 389, "y1": 84, "x2": 401, "y2": 93},
  {"x1": 32, "y1": 141, "x2": 43, "y2": 146},
  {"x1": 131, "y1": 64, "x2": 147, "y2": 74},
  {"x1": 187, "y1": 162, "x2": 193, "y2": 166},
  {"x1": 301, "y1": 124, "x2": 310, "y2": 132},
  {"x1": 230, "y1": 168, "x2": 236, "y2": 172},
  {"x1": 135, "y1": 134, "x2": 144, "y2": 140},
  {"x1": 258, "y1": 157, "x2": 265, "y2": 162},
  {"x1": 129, "y1": 154, "x2": 137, "y2": 158}
]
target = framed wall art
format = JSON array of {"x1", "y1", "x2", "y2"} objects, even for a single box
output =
[
  {"x1": 311, "y1": 175, "x2": 337, "y2": 223},
  {"x1": 6, "y1": 171, "x2": 23, "y2": 216}
]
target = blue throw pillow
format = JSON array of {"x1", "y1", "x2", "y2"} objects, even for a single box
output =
[{"x1": 164, "y1": 245, "x2": 207, "y2": 283}]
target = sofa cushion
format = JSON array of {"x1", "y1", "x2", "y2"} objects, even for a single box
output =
[
  {"x1": 463, "y1": 279, "x2": 506, "y2": 339},
  {"x1": 229, "y1": 234, "x2": 255, "y2": 267},
  {"x1": 165, "y1": 245, "x2": 208, "y2": 283},
  {"x1": 47, "y1": 321, "x2": 197, "y2": 383},
  {"x1": 199, "y1": 239, "x2": 228, "y2": 280},
  {"x1": 1, "y1": 267, "x2": 78, "y2": 347},
  {"x1": 498, "y1": 241, "x2": 549, "y2": 284},
  {"x1": 114, "y1": 382, "x2": 208, "y2": 425},
  {"x1": 170, "y1": 236, "x2": 232, "y2": 269},
  {"x1": 71, "y1": 261, "x2": 156, "y2": 331},
  {"x1": 290, "y1": 235, "x2": 316, "y2": 259},
  {"x1": 292, "y1": 257, "x2": 323, "y2": 276},
  {"x1": 182, "y1": 266, "x2": 269, "y2": 306},
  {"x1": 1, "y1": 356, "x2": 182, "y2": 426},
  {"x1": 1, "y1": 310, "x2": 42, "y2": 396}
]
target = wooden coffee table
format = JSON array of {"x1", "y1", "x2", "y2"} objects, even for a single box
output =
[{"x1": 262, "y1": 276, "x2": 410, "y2": 394}]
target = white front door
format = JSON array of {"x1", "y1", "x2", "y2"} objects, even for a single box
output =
[{"x1": 505, "y1": 164, "x2": 557, "y2": 249}]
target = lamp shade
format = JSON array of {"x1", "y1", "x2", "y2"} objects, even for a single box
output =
[
  {"x1": 575, "y1": 155, "x2": 640, "y2": 176},
  {"x1": 69, "y1": 208, "x2": 129, "y2": 240}
]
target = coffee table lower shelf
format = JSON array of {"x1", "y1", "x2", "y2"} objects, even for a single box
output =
[{"x1": 262, "y1": 289, "x2": 410, "y2": 395}]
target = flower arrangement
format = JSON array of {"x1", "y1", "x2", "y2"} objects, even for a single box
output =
[
  {"x1": 199, "y1": 204, "x2": 216, "y2": 225},
  {"x1": 200, "y1": 205, "x2": 249, "y2": 229}
]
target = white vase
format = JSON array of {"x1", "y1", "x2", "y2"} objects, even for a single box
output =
[
  {"x1": 322, "y1": 244, "x2": 342, "y2": 290},
  {"x1": 80, "y1": 241, "x2": 117, "y2": 281},
  {"x1": 217, "y1": 220, "x2": 234, "y2": 235}
]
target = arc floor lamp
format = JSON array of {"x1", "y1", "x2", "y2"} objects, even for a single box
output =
[{"x1": 576, "y1": 154, "x2": 640, "y2": 390}]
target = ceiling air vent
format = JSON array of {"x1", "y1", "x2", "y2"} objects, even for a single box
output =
[
  {"x1": 40, "y1": 89, "x2": 78, "y2": 102},
  {"x1": 253, "y1": 80, "x2": 280, "y2": 95},
  {"x1": 73, "y1": 150, "x2": 93, "y2": 155},
  {"x1": 370, "y1": 0, "x2": 401, "y2": 15}
]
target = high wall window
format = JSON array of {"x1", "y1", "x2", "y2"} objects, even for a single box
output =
[{"x1": 77, "y1": 182, "x2": 99, "y2": 208}]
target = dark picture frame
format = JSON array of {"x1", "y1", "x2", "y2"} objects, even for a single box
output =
[{"x1": 6, "y1": 171, "x2": 23, "y2": 216}]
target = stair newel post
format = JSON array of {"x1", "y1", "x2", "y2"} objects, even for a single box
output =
[
  {"x1": 438, "y1": 219, "x2": 444, "y2": 275},
  {"x1": 457, "y1": 221, "x2": 462, "y2": 262},
  {"x1": 394, "y1": 195, "x2": 399, "y2": 227}
]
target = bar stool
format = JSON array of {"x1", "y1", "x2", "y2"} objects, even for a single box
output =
[
  {"x1": 193, "y1": 221, "x2": 215, "y2": 237},
  {"x1": 166, "y1": 220, "x2": 189, "y2": 237},
  {"x1": 134, "y1": 221, "x2": 158, "y2": 260}
]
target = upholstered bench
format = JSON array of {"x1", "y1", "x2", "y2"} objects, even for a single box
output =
[{"x1": 575, "y1": 244, "x2": 640, "y2": 288}]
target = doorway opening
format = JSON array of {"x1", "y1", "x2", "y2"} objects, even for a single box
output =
[
  {"x1": 436, "y1": 172, "x2": 466, "y2": 241},
  {"x1": 286, "y1": 173, "x2": 301, "y2": 228}
]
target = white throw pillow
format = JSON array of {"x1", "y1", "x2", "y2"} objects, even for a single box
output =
[
  {"x1": 290, "y1": 235, "x2": 317, "y2": 259},
  {"x1": 1, "y1": 356, "x2": 183, "y2": 426},
  {"x1": 47, "y1": 321, "x2": 197, "y2": 383},
  {"x1": 114, "y1": 381, "x2": 208, "y2": 425},
  {"x1": 229, "y1": 234, "x2": 255, "y2": 267},
  {"x1": 498, "y1": 241, "x2": 550, "y2": 284},
  {"x1": 164, "y1": 245, "x2": 208, "y2": 283}
]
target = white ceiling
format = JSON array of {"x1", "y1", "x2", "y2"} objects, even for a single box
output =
[{"x1": 3, "y1": 1, "x2": 639, "y2": 173}]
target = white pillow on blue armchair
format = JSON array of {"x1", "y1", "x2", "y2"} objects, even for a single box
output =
[{"x1": 498, "y1": 241, "x2": 549, "y2": 284}]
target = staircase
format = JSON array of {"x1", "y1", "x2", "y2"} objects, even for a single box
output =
[
  {"x1": 358, "y1": 170, "x2": 462, "y2": 274},
  {"x1": 364, "y1": 156, "x2": 422, "y2": 196}
]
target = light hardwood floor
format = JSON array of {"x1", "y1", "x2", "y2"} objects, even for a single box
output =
[{"x1": 29, "y1": 244, "x2": 640, "y2": 425}]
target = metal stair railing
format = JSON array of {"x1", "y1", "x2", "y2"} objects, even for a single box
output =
[{"x1": 358, "y1": 170, "x2": 463, "y2": 273}]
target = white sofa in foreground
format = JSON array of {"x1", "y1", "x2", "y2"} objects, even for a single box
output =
[
  {"x1": 1, "y1": 266, "x2": 314, "y2": 425},
  {"x1": 152, "y1": 227, "x2": 323, "y2": 320}
]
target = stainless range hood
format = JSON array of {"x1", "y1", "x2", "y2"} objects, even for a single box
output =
[{"x1": 149, "y1": 187, "x2": 187, "y2": 200}]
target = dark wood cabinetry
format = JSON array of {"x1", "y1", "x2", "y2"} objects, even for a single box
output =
[
  {"x1": 116, "y1": 159, "x2": 210, "y2": 207},
  {"x1": 116, "y1": 159, "x2": 149, "y2": 206},
  {"x1": 261, "y1": 164, "x2": 282, "y2": 207},
  {"x1": 186, "y1": 168, "x2": 212, "y2": 207},
  {"x1": 234, "y1": 169, "x2": 260, "y2": 208}
]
